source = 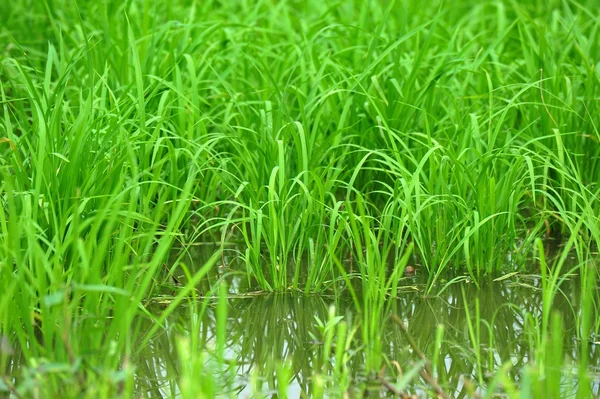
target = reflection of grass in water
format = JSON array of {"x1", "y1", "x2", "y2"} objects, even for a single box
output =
[
  {"x1": 1, "y1": 0, "x2": 600, "y2": 397},
  {"x1": 127, "y1": 259, "x2": 599, "y2": 397}
]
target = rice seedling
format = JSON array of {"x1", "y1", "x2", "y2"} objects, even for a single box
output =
[{"x1": 1, "y1": 0, "x2": 599, "y2": 397}]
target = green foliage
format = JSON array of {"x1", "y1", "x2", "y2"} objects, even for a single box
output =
[{"x1": 1, "y1": 0, "x2": 599, "y2": 397}]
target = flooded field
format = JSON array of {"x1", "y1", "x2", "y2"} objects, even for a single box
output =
[
  {"x1": 2, "y1": 0, "x2": 599, "y2": 397},
  {"x1": 113, "y1": 247, "x2": 599, "y2": 397}
]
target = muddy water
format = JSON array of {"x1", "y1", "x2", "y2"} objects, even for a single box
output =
[{"x1": 135, "y1": 267, "x2": 600, "y2": 398}]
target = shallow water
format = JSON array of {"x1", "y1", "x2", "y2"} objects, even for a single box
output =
[
  {"x1": 135, "y1": 264, "x2": 600, "y2": 398},
  {"x1": 4, "y1": 245, "x2": 597, "y2": 397}
]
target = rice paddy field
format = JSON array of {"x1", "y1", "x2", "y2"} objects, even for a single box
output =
[{"x1": 1, "y1": 0, "x2": 600, "y2": 397}]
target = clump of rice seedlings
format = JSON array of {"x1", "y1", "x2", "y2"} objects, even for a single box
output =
[
  {"x1": 1, "y1": 0, "x2": 599, "y2": 397},
  {"x1": 326, "y1": 192, "x2": 414, "y2": 373}
]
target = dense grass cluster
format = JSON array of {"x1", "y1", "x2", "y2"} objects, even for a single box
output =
[{"x1": 1, "y1": 0, "x2": 599, "y2": 397}]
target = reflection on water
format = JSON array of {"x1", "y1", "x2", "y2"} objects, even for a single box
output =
[
  {"x1": 3, "y1": 244, "x2": 597, "y2": 397},
  {"x1": 134, "y1": 269, "x2": 600, "y2": 398}
]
